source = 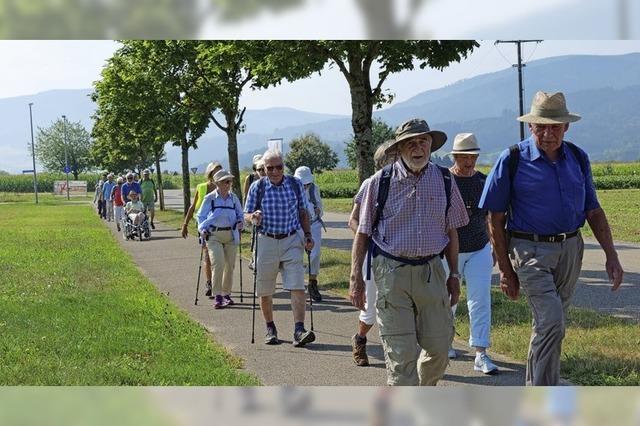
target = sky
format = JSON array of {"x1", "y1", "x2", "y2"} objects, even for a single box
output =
[{"x1": 1, "y1": 40, "x2": 640, "y2": 116}]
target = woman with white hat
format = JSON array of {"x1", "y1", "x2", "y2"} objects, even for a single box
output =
[
  {"x1": 446, "y1": 133, "x2": 498, "y2": 375},
  {"x1": 182, "y1": 161, "x2": 222, "y2": 298},
  {"x1": 243, "y1": 154, "x2": 264, "y2": 203},
  {"x1": 294, "y1": 166, "x2": 323, "y2": 303},
  {"x1": 197, "y1": 169, "x2": 244, "y2": 309}
]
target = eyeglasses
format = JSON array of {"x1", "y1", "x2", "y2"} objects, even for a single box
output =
[
  {"x1": 531, "y1": 124, "x2": 564, "y2": 134},
  {"x1": 265, "y1": 165, "x2": 284, "y2": 172},
  {"x1": 127, "y1": 177, "x2": 133, "y2": 180}
]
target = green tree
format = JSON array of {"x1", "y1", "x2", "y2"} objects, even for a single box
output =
[
  {"x1": 284, "y1": 133, "x2": 339, "y2": 174},
  {"x1": 300, "y1": 41, "x2": 477, "y2": 183},
  {"x1": 191, "y1": 41, "x2": 326, "y2": 204},
  {"x1": 345, "y1": 117, "x2": 395, "y2": 169},
  {"x1": 35, "y1": 118, "x2": 93, "y2": 179}
]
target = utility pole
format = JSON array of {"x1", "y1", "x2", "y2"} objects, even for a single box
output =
[
  {"x1": 618, "y1": 0, "x2": 629, "y2": 39},
  {"x1": 28, "y1": 103, "x2": 39, "y2": 204},
  {"x1": 495, "y1": 40, "x2": 543, "y2": 141},
  {"x1": 62, "y1": 115, "x2": 70, "y2": 200}
]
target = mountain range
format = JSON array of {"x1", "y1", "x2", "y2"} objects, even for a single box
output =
[{"x1": 2, "y1": 52, "x2": 639, "y2": 173}]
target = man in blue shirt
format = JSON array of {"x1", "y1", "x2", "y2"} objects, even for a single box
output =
[
  {"x1": 244, "y1": 150, "x2": 315, "y2": 347},
  {"x1": 480, "y1": 91, "x2": 624, "y2": 385},
  {"x1": 121, "y1": 172, "x2": 142, "y2": 205},
  {"x1": 102, "y1": 173, "x2": 116, "y2": 222}
]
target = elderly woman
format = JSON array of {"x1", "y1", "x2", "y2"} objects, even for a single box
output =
[
  {"x1": 347, "y1": 140, "x2": 396, "y2": 367},
  {"x1": 445, "y1": 133, "x2": 498, "y2": 374},
  {"x1": 243, "y1": 154, "x2": 263, "y2": 203},
  {"x1": 197, "y1": 169, "x2": 244, "y2": 309},
  {"x1": 294, "y1": 166, "x2": 324, "y2": 302},
  {"x1": 182, "y1": 162, "x2": 222, "y2": 298}
]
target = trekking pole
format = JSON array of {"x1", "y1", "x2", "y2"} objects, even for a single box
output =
[
  {"x1": 251, "y1": 225, "x2": 258, "y2": 344},
  {"x1": 307, "y1": 249, "x2": 314, "y2": 331},
  {"x1": 238, "y1": 228, "x2": 243, "y2": 303},
  {"x1": 194, "y1": 239, "x2": 204, "y2": 305}
]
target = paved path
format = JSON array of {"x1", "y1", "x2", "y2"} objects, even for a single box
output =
[{"x1": 106, "y1": 216, "x2": 526, "y2": 386}]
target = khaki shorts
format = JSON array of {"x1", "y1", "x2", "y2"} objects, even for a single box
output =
[{"x1": 255, "y1": 231, "x2": 305, "y2": 297}]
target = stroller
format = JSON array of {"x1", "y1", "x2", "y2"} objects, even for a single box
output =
[{"x1": 122, "y1": 209, "x2": 151, "y2": 241}]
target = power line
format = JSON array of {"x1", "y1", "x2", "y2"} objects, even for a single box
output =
[{"x1": 495, "y1": 40, "x2": 543, "y2": 141}]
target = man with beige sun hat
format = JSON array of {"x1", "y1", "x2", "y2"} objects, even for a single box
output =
[
  {"x1": 479, "y1": 91, "x2": 624, "y2": 385},
  {"x1": 350, "y1": 118, "x2": 469, "y2": 385}
]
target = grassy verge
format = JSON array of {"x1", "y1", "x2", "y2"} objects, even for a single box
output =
[
  {"x1": 322, "y1": 198, "x2": 354, "y2": 214},
  {"x1": 580, "y1": 189, "x2": 640, "y2": 243},
  {"x1": 0, "y1": 201, "x2": 259, "y2": 385},
  {"x1": 0, "y1": 192, "x2": 93, "y2": 204}
]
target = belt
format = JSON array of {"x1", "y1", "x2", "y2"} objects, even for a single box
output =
[
  {"x1": 260, "y1": 230, "x2": 297, "y2": 240},
  {"x1": 509, "y1": 230, "x2": 579, "y2": 243},
  {"x1": 374, "y1": 245, "x2": 439, "y2": 266},
  {"x1": 210, "y1": 226, "x2": 232, "y2": 232}
]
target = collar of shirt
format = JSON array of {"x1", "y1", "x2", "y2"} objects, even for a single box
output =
[
  {"x1": 393, "y1": 158, "x2": 431, "y2": 181},
  {"x1": 525, "y1": 136, "x2": 569, "y2": 163},
  {"x1": 265, "y1": 176, "x2": 287, "y2": 190}
]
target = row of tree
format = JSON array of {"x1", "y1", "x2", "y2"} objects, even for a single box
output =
[{"x1": 91, "y1": 40, "x2": 478, "y2": 214}]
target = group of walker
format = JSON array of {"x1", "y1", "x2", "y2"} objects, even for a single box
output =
[
  {"x1": 94, "y1": 169, "x2": 158, "y2": 240},
  {"x1": 181, "y1": 90, "x2": 624, "y2": 386}
]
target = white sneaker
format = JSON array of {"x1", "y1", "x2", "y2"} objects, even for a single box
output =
[
  {"x1": 474, "y1": 352, "x2": 499, "y2": 375},
  {"x1": 448, "y1": 347, "x2": 457, "y2": 359}
]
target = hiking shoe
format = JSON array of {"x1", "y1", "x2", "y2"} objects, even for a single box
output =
[
  {"x1": 448, "y1": 347, "x2": 457, "y2": 359},
  {"x1": 116, "y1": 223, "x2": 121, "y2": 232},
  {"x1": 248, "y1": 260, "x2": 255, "y2": 270},
  {"x1": 308, "y1": 279, "x2": 322, "y2": 302},
  {"x1": 205, "y1": 282, "x2": 213, "y2": 298},
  {"x1": 214, "y1": 295, "x2": 225, "y2": 309},
  {"x1": 351, "y1": 334, "x2": 369, "y2": 366},
  {"x1": 264, "y1": 327, "x2": 279, "y2": 345},
  {"x1": 293, "y1": 329, "x2": 315, "y2": 347},
  {"x1": 223, "y1": 295, "x2": 234, "y2": 306},
  {"x1": 474, "y1": 352, "x2": 499, "y2": 375},
  {"x1": 150, "y1": 221, "x2": 155, "y2": 229}
]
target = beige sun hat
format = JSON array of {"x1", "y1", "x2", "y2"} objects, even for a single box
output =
[
  {"x1": 252, "y1": 154, "x2": 263, "y2": 165},
  {"x1": 386, "y1": 118, "x2": 447, "y2": 154},
  {"x1": 204, "y1": 162, "x2": 222, "y2": 179},
  {"x1": 374, "y1": 140, "x2": 397, "y2": 169},
  {"x1": 213, "y1": 169, "x2": 234, "y2": 183},
  {"x1": 517, "y1": 91, "x2": 581, "y2": 124},
  {"x1": 294, "y1": 166, "x2": 314, "y2": 185},
  {"x1": 450, "y1": 133, "x2": 481, "y2": 155}
]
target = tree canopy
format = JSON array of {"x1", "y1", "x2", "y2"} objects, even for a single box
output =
[
  {"x1": 284, "y1": 133, "x2": 339, "y2": 174},
  {"x1": 35, "y1": 118, "x2": 93, "y2": 179}
]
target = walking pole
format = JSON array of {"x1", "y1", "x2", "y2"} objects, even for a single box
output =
[
  {"x1": 238, "y1": 227, "x2": 243, "y2": 303},
  {"x1": 307, "y1": 249, "x2": 314, "y2": 331},
  {"x1": 194, "y1": 239, "x2": 204, "y2": 305},
  {"x1": 251, "y1": 225, "x2": 258, "y2": 344}
]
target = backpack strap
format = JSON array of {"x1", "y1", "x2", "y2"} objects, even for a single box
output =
[
  {"x1": 308, "y1": 182, "x2": 319, "y2": 210},
  {"x1": 255, "y1": 177, "x2": 266, "y2": 212},
  {"x1": 437, "y1": 165, "x2": 452, "y2": 219},
  {"x1": 366, "y1": 164, "x2": 394, "y2": 280},
  {"x1": 565, "y1": 141, "x2": 587, "y2": 177}
]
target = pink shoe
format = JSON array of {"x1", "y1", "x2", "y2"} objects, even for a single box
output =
[
  {"x1": 214, "y1": 295, "x2": 225, "y2": 309},
  {"x1": 223, "y1": 295, "x2": 234, "y2": 306}
]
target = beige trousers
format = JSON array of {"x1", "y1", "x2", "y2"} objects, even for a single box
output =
[{"x1": 206, "y1": 229, "x2": 237, "y2": 296}]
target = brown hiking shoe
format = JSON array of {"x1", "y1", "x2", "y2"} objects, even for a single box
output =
[{"x1": 351, "y1": 334, "x2": 369, "y2": 366}]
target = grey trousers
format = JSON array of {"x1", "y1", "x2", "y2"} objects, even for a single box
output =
[{"x1": 509, "y1": 233, "x2": 584, "y2": 386}]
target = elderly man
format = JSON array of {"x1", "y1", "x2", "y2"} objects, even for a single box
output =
[
  {"x1": 101, "y1": 173, "x2": 116, "y2": 222},
  {"x1": 140, "y1": 169, "x2": 158, "y2": 229},
  {"x1": 350, "y1": 118, "x2": 469, "y2": 385},
  {"x1": 479, "y1": 91, "x2": 624, "y2": 385},
  {"x1": 121, "y1": 172, "x2": 142, "y2": 206},
  {"x1": 244, "y1": 150, "x2": 316, "y2": 347}
]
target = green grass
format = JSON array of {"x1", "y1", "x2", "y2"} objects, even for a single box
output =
[
  {"x1": 0, "y1": 201, "x2": 259, "y2": 385},
  {"x1": 580, "y1": 189, "x2": 640, "y2": 243},
  {"x1": 0, "y1": 388, "x2": 176, "y2": 425},
  {"x1": 322, "y1": 198, "x2": 354, "y2": 214},
  {"x1": 0, "y1": 192, "x2": 93, "y2": 204}
]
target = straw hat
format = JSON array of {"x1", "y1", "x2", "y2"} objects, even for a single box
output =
[
  {"x1": 450, "y1": 133, "x2": 480, "y2": 155},
  {"x1": 204, "y1": 162, "x2": 222, "y2": 179},
  {"x1": 517, "y1": 91, "x2": 581, "y2": 124},
  {"x1": 294, "y1": 166, "x2": 314, "y2": 185},
  {"x1": 385, "y1": 118, "x2": 447, "y2": 154},
  {"x1": 213, "y1": 169, "x2": 234, "y2": 183}
]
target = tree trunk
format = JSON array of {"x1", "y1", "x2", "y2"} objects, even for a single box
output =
[
  {"x1": 180, "y1": 133, "x2": 191, "y2": 216},
  {"x1": 224, "y1": 110, "x2": 243, "y2": 205},
  {"x1": 155, "y1": 152, "x2": 165, "y2": 211},
  {"x1": 350, "y1": 82, "x2": 375, "y2": 183}
]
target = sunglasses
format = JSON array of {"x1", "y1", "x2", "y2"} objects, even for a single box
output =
[{"x1": 265, "y1": 165, "x2": 284, "y2": 172}]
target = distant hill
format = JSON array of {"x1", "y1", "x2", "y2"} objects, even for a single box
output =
[{"x1": 2, "y1": 53, "x2": 639, "y2": 173}]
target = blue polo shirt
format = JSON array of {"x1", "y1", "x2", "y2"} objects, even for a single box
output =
[
  {"x1": 121, "y1": 181, "x2": 142, "y2": 204},
  {"x1": 479, "y1": 137, "x2": 600, "y2": 235},
  {"x1": 244, "y1": 176, "x2": 308, "y2": 235}
]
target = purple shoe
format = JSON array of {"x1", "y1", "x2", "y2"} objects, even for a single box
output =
[
  {"x1": 223, "y1": 295, "x2": 234, "y2": 306},
  {"x1": 214, "y1": 295, "x2": 225, "y2": 309}
]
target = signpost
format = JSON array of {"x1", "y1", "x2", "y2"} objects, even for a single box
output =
[
  {"x1": 28, "y1": 103, "x2": 39, "y2": 204},
  {"x1": 61, "y1": 115, "x2": 70, "y2": 200}
]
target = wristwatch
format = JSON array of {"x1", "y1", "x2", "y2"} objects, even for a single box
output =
[{"x1": 449, "y1": 273, "x2": 461, "y2": 280}]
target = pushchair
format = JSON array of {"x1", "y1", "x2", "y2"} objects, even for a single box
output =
[{"x1": 122, "y1": 209, "x2": 151, "y2": 241}]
